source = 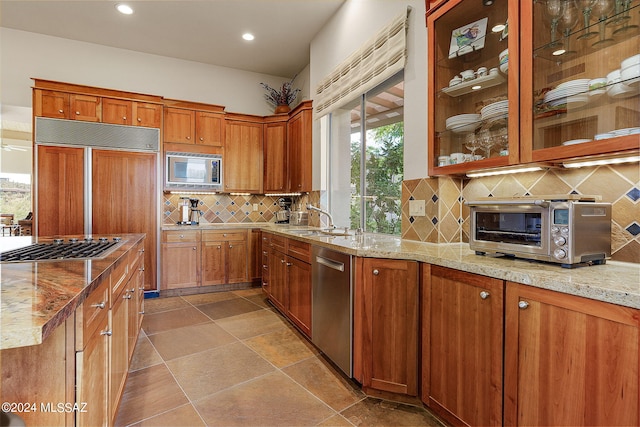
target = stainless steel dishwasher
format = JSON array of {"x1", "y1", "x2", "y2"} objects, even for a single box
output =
[{"x1": 311, "y1": 245, "x2": 353, "y2": 377}]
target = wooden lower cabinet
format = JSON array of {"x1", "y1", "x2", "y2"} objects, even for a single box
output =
[
  {"x1": 504, "y1": 282, "x2": 640, "y2": 426},
  {"x1": 422, "y1": 265, "x2": 504, "y2": 426},
  {"x1": 357, "y1": 257, "x2": 419, "y2": 396},
  {"x1": 285, "y1": 250, "x2": 312, "y2": 337},
  {"x1": 268, "y1": 245, "x2": 288, "y2": 313},
  {"x1": 161, "y1": 231, "x2": 201, "y2": 289},
  {"x1": 201, "y1": 230, "x2": 248, "y2": 286},
  {"x1": 76, "y1": 313, "x2": 109, "y2": 427}
]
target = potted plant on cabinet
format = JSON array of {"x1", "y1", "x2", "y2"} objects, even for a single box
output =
[{"x1": 260, "y1": 75, "x2": 301, "y2": 113}]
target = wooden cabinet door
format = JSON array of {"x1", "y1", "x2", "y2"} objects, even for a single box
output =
[
  {"x1": 424, "y1": 265, "x2": 504, "y2": 427},
  {"x1": 202, "y1": 240, "x2": 226, "y2": 286},
  {"x1": 286, "y1": 255, "x2": 312, "y2": 337},
  {"x1": 263, "y1": 121, "x2": 287, "y2": 192},
  {"x1": 287, "y1": 108, "x2": 312, "y2": 192},
  {"x1": 268, "y1": 247, "x2": 287, "y2": 313},
  {"x1": 161, "y1": 242, "x2": 200, "y2": 289},
  {"x1": 504, "y1": 282, "x2": 640, "y2": 426},
  {"x1": 164, "y1": 107, "x2": 195, "y2": 143},
  {"x1": 196, "y1": 111, "x2": 224, "y2": 146},
  {"x1": 361, "y1": 258, "x2": 418, "y2": 396},
  {"x1": 126, "y1": 264, "x2": 143, "y2": 361},
  {"x1": 110, "y1": 288, "x2": 128, "y2": 424},
  {"x1": 102, "y1": 98, "x2": 133, "y2": 125},
  {"x1": 36, "y1": 90, "x2": 70, "y2": 119},
  {"x1": 249, "y1": 229, "x2": 262, "y2": 281},
  {"x1": 36, "y1": 145, "x2": 84, "y2": 236},
  {"x1": 76, "y1": 315, "x2": 109, "y2": 427},
  {"x1": 261, "y1": 234, "x2": 271, "y2": 295},
  {"x1": 92, "y1": 150, "x2": 157, "y2": 291},
  {"x1": 227, "y1": 239, "x2": 248, "y2": 283},
  {"x1": 70, "y1": 94, "x2": 101, "y2": 122},
  {"x1": 133, "y1": 102, "x2": 162, "y2": 128},
  {"x1": 224, "y1": 120, "x2": 263, "y2": 193}
]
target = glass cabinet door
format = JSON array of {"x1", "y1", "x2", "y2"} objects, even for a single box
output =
[
  {"x1": 428, "y1": 0, "x2": 518, "y2": 175},
  {"x1": 522, "y1": 0, "x2": 639, "y2": 162}
]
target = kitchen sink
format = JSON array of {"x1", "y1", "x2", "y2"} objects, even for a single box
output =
[
  {"x1": 287, "y1": 229, "x2": 352, "y2": 237},
  {"x1": 288, "y1": 230, "x2": 324, "y2": 236}
]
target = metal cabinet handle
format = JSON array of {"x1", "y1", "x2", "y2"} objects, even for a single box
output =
[
  {"x1": 92, "y1": 302, "x2": 106, "y2": 309},
  {"x1": 480, "y1": 291, "x2": 490, "y2": 300},
  {"x1": 137, "y1": 117, "x2": 142, "y2": 122},
  {"x1": 373, "y1": 269, "x2": 379, "y2": 275},
  {"x1": 139, "y1": 266, "x2": 145, "y2": 272},
  {"x1": 139, "y1": 311, "x2": 145, "y2": 315},
  {"x1": 186, "y1": 136, "x2": 191, "y2": 140},
  {"x1": 217, "y1": 245, "x2": 221, "y2": 249},
  {"x1": 75, "y1": 111, "x2": 80, "y2": 115},
  {"x1": 200, "y1": 137, "x2": 204, "y2": 141},
  {"x1": 286, "y1": 262, "x2": 292, "y2": 266},
  {"x1": 229, "y1": 244, "x2": 233, "y2": 248},
  {"x1": 518, "y1": 300, "x2": 530, "y2": 310},
  {"x1": 179, "y1": 234, "x2": 184, "y2": 238},
  {"x1": 100, "y1": 329, "x2": 112, "y2": 336},
  {"x1": 193, "y1": 247, "x2": 197, "y2": 250},
  {"x1": 124, "y1": 293, "x2": 132, "y2": 300},
  {"x1": 281, "y1": 259, "x2": 285, "y2": 264},
  {"x1": 58, "y1": 109, "x2": 64, "y2": 113}
]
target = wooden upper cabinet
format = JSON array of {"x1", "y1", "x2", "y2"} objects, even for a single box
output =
[
  {"x1": 287, "y1": 104, "x2": 312, "y2": 192},
  {"x1": 196, "y1": 111, "x2": 225, "y2": 146},
  {"x1": 35, "y1": 90, "x2": 101, "y2": 121},
  {"x1": 263, "y1": 119, "x2": 288, "y2": 192},
  {"x1": 224, "y1": 118, "x2": 263, "y2": 193},
  {"x1": 164, "y1": 107, "x2": 195, "y2": 143},
  {"x1": 103, "y1": 99, "x2": 161, "y2": 128}
]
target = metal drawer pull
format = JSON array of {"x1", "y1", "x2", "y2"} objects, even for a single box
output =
[
  {"x1": 316, "y1": 256, "x2": 345, "y2": 272},
  {"x1": 518, "y1": 300, "x2": 529, "y2": 310},
  {"x1": 480, "y1": 291, "x2": 490, "y2": 299},
  {"x1": 100, "y1": 330, "x2": 112, "y2": 336},
  {"x1": 373, "y1": 269, "x2": 379, "y2": 275},
  {"x1": 92, "y1": 302, "x2": 106, "y2": 309}
]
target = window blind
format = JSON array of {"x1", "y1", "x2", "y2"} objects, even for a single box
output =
[{"x1": 314, "y1": 8, "x2": 410, "y2": 117}]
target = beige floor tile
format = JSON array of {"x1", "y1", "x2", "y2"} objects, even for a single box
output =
[
  {"x1": 195, "y1": 297, "x2": 264, "y2": 320},
  {"x1": 114, "y1": 364, "x2": 189, "y2": 426},
  {"x1": 194, "y1": 371, "x2": 336, "y2": 426},
  {"x1": 215, "y1": 308, "x2": 289, "y2": 339},
  {"x1": 283, "y1": 357, "x2": 365, "y2": 412},
  {"x1": 166, "y1": 341, "x2": 275, "y2": 401},
  {"x1": 142, "y1": 306, "x2": 212, "y2": 335},
  {"x1": 128, "y1": 335, "x2": 163, "y2": 372},
  {"x1": 231, "y1": 287, "x2": 263, "y2": 298},
  {"x1": 129, "y1": 404, "x2": 205, "y2": 427},
  {"x1": 181, "y1": 291, "x2": 239, "y2": 306},
  {"x1": 318, "y1": 414, "x2": 357, "y2": 426},
  {"x1": 241, "y1": 292, "x2": 272, "y2": 309},
  {"x1": 341, "y1": 398, "x2": 443, "y2": 427},
  {"x1": 147, "y1": 322, "x2": 237, "y2": 361},
  {"x1": 143, "y1": 296, "x2": 190, "y2": 314},
  {"x1": 244, "y1": 327, "x2": 317, "y2": 368}
]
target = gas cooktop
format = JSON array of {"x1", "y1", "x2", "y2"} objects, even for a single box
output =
[{"x1": 0, "y1": 237, "x2": 123, "y2": 262}]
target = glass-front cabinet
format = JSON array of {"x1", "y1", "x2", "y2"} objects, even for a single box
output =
[
  {"x1": 427, "y1": 0, "x2": 639, "y2": 176},
  {"x1": 522, "y1": 0, "x2": 639, "y2": 163},
  {"x1": 428, "y1": 0, "x2": 518, "y2": 175}
]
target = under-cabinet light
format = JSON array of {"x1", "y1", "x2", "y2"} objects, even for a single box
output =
[
  {"x1": 264, "y1": 192, "x2": 304, "y2": 197},
  {"x1": 466, "y1": 165, "x2": 545, "y2": 178},
  {"x1": 562, "y1": 154, "x2": 640, "y2": 168},
  {"x1": 169, "y1": 191, "x2": 217, "y2": 195}
]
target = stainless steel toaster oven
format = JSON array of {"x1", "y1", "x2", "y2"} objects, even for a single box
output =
[{"x1": 467, "y1": 196, "x2": 611, "y2": 268}]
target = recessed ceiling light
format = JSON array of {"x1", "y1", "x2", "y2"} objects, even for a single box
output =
[
  {"x1": 116, "y1": 4, "x2": 134, "y2": 15},
  {"x1": 492, "y1": 24, "x2": 506, "y2": 33},
  {"x1": 242, "y1": 33, "x2": 255, "y2": 41}
]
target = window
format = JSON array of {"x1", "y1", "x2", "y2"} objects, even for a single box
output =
[{"x1": 326, "y1": 72, "x2": 404, "y2": 235}]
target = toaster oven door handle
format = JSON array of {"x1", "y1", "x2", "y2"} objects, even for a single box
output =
[{"x1": 466, "y1": 200, "x2": 549, "y2": 207}]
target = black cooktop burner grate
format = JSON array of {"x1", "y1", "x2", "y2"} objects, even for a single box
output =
[{"x1": 0, "y1": 238, "x2": 122, "y2": 262}]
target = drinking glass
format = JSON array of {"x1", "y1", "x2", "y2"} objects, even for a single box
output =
[
  {"x1": 545, "y1": 0, "x2": 567, "y2": 48},
  {"x1": 592, "y1": 0, "x2": 615, "y2": 46},
  {"x1": 464, "y1": 133, "x2": 480, "y2": 158},
  {"x1": 576, "y1": 0, "x2": 600, "y2": 38}
]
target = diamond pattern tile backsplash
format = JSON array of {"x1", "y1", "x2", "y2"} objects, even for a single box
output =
[{"x1": 402, "y1": 164, "x2": 640, "y2": 263}]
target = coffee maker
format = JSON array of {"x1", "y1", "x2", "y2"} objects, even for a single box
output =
[{"x1": 189, "y1": 198, "x2": 202, "y2": 224}]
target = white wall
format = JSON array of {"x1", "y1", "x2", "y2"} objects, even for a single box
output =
[
  {"x1": 309, "y1": 0, "x2": 428, "y2": 184},
  {"x1": 0, "y1": 28, "x2": 306, "y2": 117}
]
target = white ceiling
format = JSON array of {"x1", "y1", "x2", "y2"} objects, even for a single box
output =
[{"x1": 0, "y1": 0, "x2": 345, "y2": 77}]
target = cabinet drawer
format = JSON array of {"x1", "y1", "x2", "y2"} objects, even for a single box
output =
[
  {"x1": 78, "y1": 277, "x2": 109, "y2": 349},
  {"x1": 128, "y1": 240, "x2": 144, "y2": 271},
  {"x1": 110, "y1": 259, "x2": 129, "y2": 305},
  {"x1": 163, "y1": 230, "x2": 201, "y2": 243},
  {"x1": 202, "y1": 230, "x2": 247, "y2": 242},
  {"x1": 287, "y1": 239, "x2": 310, "y2": 263},
  {"x1": 270, "y1": 234, "x2": 287, "y2": 252}
]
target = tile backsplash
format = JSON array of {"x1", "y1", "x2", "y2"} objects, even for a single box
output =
[{"x1": 402, "y1": 163, "x2": 640, "y2": 264}]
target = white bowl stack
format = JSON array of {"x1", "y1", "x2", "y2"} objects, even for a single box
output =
[
  {"x1": 445, "y1": 114, "x2": 481, "y2": 133},
  {"x1": 544, "y1": 79, "x2": 590, "y2": 108},
  {"x1": 480, "y1": 100, "x2": 509, "y2": 121},
  {"x1": 621, "y1": 54, "x2": 640, "y2": 87}
]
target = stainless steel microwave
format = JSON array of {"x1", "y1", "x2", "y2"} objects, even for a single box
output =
[
  {"x1": 165, "y1": 152, "x2": 222, "y2": 191},
  {"x1": 467, "y1": 196, "x2": 611, "y2": 268}
]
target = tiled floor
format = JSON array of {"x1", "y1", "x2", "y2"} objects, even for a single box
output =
[{"x1": 115, "y1": 288, "x2": 445, "y2": 427}]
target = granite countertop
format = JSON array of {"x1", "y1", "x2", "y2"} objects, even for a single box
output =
[{"x1": 0, "y1": 234, "x2": 145, "y2": 350}]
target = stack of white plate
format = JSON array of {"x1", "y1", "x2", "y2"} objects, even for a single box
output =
[
  {"x1": 621, "y1": 54, "x2": 640, "y2": 86},
  {"x1": 445, "y1": 114, "x2": 481, "y2": 133},
  {"x1": 544, "y1": 79, "x2": 590, "y2": 108},
  {"x1": 480, "y1": 100, "x2": 508, "y2": 121}
]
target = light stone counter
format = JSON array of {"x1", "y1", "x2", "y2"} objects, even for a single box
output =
[{"x1": 0, "y1": 234, "x2": 145, "y2": 350}]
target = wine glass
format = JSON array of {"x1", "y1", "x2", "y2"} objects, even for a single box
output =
[
  {"x1": 464, "y1": 133, "x2": 480, "y2": 159},
  {"x1": 558, "y1": 0, "x2": 581, "y2": 56},
  {"x1": 477, "y1": 129, "x2": 495, "y2": 158},
  {"x1": 545, "y1": 0, "x2": 568, "y2": 49},
  {"x1": 592, "y1": 0, "x2": 615, "y2": 46},
  {"x1": 612, "y1": 0, "x2": 639, "y2": 34},
  {"x1": 576, "y1": 0, "x2": 600, "y2": 39}
]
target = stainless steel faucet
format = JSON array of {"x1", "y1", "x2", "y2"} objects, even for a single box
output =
[{"x1": 306, "y1": 204, "x2": 335, "y2": 229}]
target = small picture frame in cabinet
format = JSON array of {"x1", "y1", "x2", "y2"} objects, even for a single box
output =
[{"x1": 448, "y1": 17, "x2": 488, "y2": 58}]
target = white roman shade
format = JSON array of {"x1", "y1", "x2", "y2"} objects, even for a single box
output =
[{"x1": 314, "y1": 8, "x2": 411, "y2": 117}]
